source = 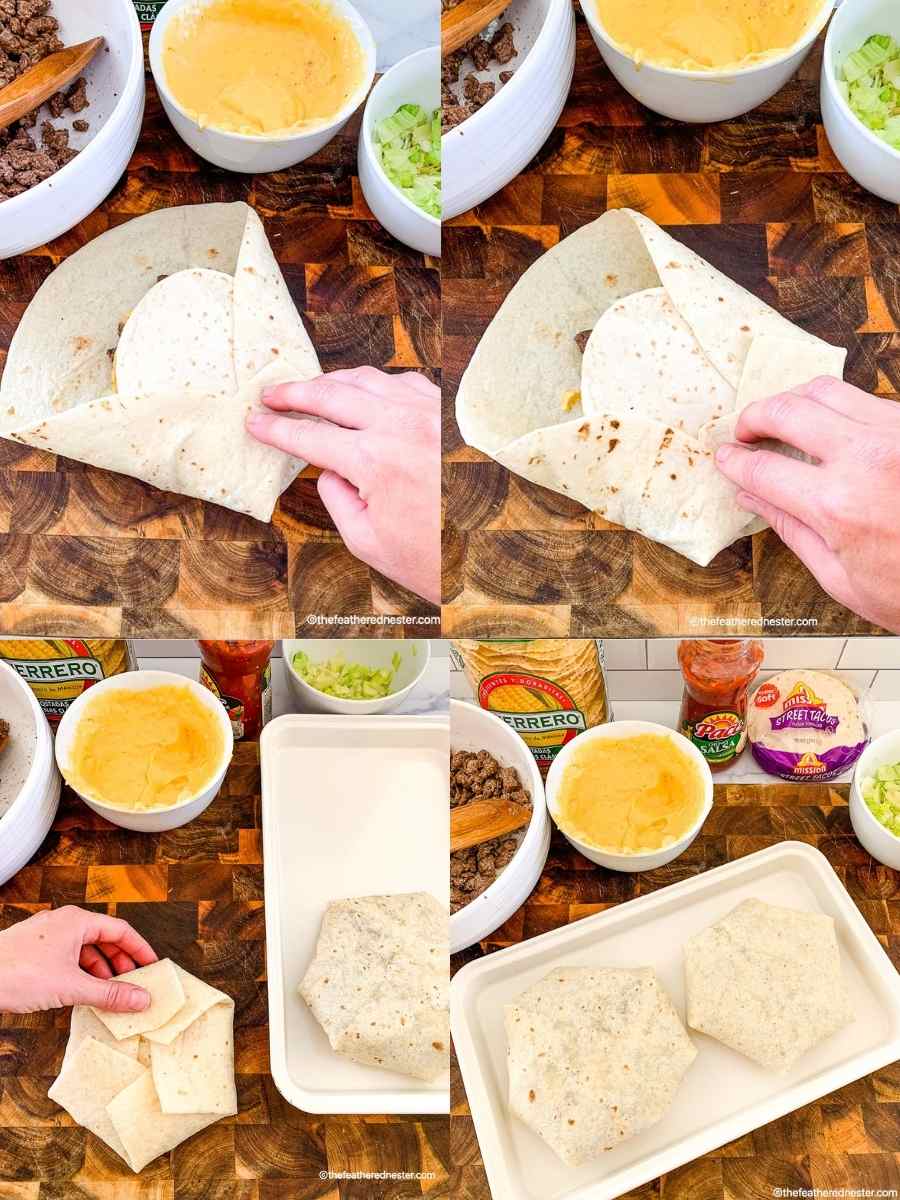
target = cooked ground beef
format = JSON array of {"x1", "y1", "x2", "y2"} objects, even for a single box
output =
[
  {"x1": 0, "y1": 0, "x2": 91, "y2": 201},
  {"x1": 450, "y1": 747, "x2": 531, "y2": 914},
  {"x1": 442, "y1": 3, "x2": 519, "y2": 132}
]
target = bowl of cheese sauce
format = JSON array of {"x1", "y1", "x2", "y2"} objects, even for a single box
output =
[
  {"x1": 580, "y1": 0, "x2": 834, "y2": 122},
  {"x1": 149, "y1": 0, "x2": 375, "y2": 171},
  {"x1": 56, "y1": 670, "x2": 233, "y2": 832},
  {"x1": 545, "y1": 720, "x2": 713, "y2": 871}
]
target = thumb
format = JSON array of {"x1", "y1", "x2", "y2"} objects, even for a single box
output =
[{"x1": 68, "y1": 973, "x2": 151, "y2": 1013}]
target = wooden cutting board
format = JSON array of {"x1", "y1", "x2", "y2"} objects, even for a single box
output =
[
  {"x1": 0, "y1": 740, "x2": 450, "y2": 1192},
  {"x1": 442, "y1": 16, "x2": 900, "y2": 639},
  {"x1": 0, "y1": 76, "x2": 440, "y2": 640},
  {"x1": 451, "y1": 779, "x2": 900, "y2": 1199}
]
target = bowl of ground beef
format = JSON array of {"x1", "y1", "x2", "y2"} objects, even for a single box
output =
[
  {"x1": 441, "y1": 0, "x2": 575, "y2": 220},
  {"x1": 450, "y1": 698, "x2": 549, "y2": 954},
  {"x1": 0, "y1": 0, "x2": 144, "y2": 258}
]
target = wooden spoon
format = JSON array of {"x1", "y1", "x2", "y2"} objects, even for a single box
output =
[
  {"x1": 0, "y1": 37, "x2": 104, "y2": 133},
  {"x1": 451, "y1": 798, "x2": 531, "y2": 854},
  {"x1": 442, "y1": 0, "x2": 510, "y2": 57}
]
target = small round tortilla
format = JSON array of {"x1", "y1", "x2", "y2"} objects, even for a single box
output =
[{"x1": 114, "y1": 268, "x2": 237, "y2": 397}]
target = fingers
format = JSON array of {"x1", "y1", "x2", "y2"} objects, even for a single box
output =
[
  {"x1": 734, "y1": 388, "x2": 854, "y2": 460},
  {"x1": 247, "y1": 414, "x2": 363, "y2": 484},
  {"x1": 715, "y1": 444, "x2": 824, "y2": 533},
  {"x1": 328, "y1": 366, "x2": 435, "y2": 400},
  {"x1": 79, "y1": 944, "x2": 113, "y2": 979},
  {"x1": 795, "y1": 376, "x2": 900, "y2": 425},
  {"x1": 97, "y1": 942, "x2": 140, "y2": 975},
  {"x1": 74, "y1": 910, "x2": 157, "y2": 967},
  {"x1": 260, "y1": 376, "x2": 377, "y2": 430},
  {"x1": 734, "y1": 490, "x2": 856, "y2": 610},
  {"x1": 68, "y1": 973, "x2": 151, "y2": 1013},
  {"x1": 317, "y1": 470, "x2": 374, "y2": 561}
]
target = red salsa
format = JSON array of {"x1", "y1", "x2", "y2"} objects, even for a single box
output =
[
  {"x1": 678, "y1": 639, "x2": 764, "y2": 770},
  {"x1": 198, "y1": 640, "x2": 274, "y2": 741}
]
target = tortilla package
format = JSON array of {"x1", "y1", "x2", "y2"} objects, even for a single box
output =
[
  {"x1": 747, "y1": 669, "x2": 869, "y2": 782},
  {"x1": 48, "y1": 959, "x2": 237, "y2": 1173},
  {"x1": 456, "y1": 208, "x2": 847, "y2": 567},
  {"x1": 299, "y1": 892, "x2": 450, "y2": 1082},
  {"x1": 505, "y1": 967, "x2": 696, "y2": 1166},
  {"x1": 0, "y1": 202, "x2": 320, "y2": 522}
]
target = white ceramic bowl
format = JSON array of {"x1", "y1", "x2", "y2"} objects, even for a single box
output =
[
  {"x1": 55, "y1": 669, "x2": 233, "y2": 833},
  {"x1": 282, "y1": 639, "x2": 431, "y2": 715},
  {"x1": 580, "y1": 0, "x2": 835, "y2": 123},
  {"x1": 450, "y1": 698, "x2": 549, "y2": 955},
  {"x1": 149, "y1": 0, "x2": 376, "y2": 173},
  {"x1": 0, "y1": 662, "x2": 61, "y2": 886},
  {"x1": 0, "y1": 0, "x2": 144, "y2": 259},
  {"x1": 821, "y1": 0, "x2": 900, "y2": 204},
  {"x1": 544, "y1": 720, "x2": 714, "y2": 872},
  {"x1": 358, "y1": 47, "x2": 440, "y2": 256},
  {"x1": 442, "y1": 0, "x2": 575, "y2": 220},
  {"x1": 850, "y1": 728, "x2": 900, "y2": 869}
]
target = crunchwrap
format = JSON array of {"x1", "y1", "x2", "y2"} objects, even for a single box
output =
[
  {"x1": 0, "y1": 202, "x2": 320, "y2": 522},
  {"x1": 456, "y1": 208, "x2": 847, "y2": 567}
]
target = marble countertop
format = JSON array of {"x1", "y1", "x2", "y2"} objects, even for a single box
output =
[{"x1": 354, "y1": 0, "x2": 438, "y2": 69}]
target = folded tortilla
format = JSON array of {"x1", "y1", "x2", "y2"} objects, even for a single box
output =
[
  {"x1": 506, "y1": 967, "x2": 697, "y2": 1166},
  {"x1": 0, "y1": 202, "x2": 321, "y2": 522},
  {"x1": 684, "y1": 898, "x2": 853, "y2": 1072},
  {"x1": 49, "y1": 958, "x2": 237, "y2": 1173},
  {"x1": 299, "y1": 892, "x2": 450, "y2": 1082},
  {"x1": 456, "y1": 208, "x2": 847, "y2": 567}
]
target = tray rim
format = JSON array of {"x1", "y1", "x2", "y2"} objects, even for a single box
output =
[
  {"x1": 450, "y1": 840, "x2": 900, "y2": 1200},
  {"x1": 262, "y1": 711, "x2": 451, "y2": 1115}
]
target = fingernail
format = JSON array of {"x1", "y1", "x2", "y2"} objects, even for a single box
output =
[
  {"x1": 715, "y1": 445, "x2": 732, "y2": 464},
  {"x1": 260, "y1": 387, "x2": 276, "y2": 404},
  {"x1": 246, "y1": 412, "x2": 263, "y2": 430},
  {"x1": 126, "y1": 986, "x2": 150, "y2": 1011}
]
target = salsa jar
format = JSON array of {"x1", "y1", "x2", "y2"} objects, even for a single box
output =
[
  {"x1": 678, "y1": 639, "x2": 764, "y2": 770},
  {"x1": 198, "y1": 640, "x2": 274, "y2": 741}
]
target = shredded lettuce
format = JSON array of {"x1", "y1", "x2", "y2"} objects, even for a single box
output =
[
  {"x1": 840, "y1": 34, "x2": 900, "y2": 149},
  {"x1": 291, "y1": 650, "x2": 402, "y2": 700},
  {"x1": 862, "y1": 762, "x2": 900, "y2": 837},
  {"x1": 374, "y1": 103, "x2": 441, "y2": 218}
]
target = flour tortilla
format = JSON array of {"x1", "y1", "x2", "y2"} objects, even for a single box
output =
[
  {"x1": 150, "y1": 998, "x2": 237, "y2": 1115},
  {"x1": 456, "y1": 208, "x2": 846, "y2": 567},
  {"x1": 48, "y1": 1036, "x2": 147, "y2": 1163},
  {"x1": 62, "y1": 1005, "x2": 142, "y2": 1071},
  {"x1": 90, "y1": 958, "x2": 186, "y2": 1040},
  {"x1": 684, "y1": 898, "x2": 853, "y2": 1072},
  {"x1": 505, "y1": 967, "x2": 697, "y2": 1167},
  {"x1": 50, "y1": 959, "x2": 237, "y2": 1174},
  {"x1": 0, "y1": 202, "x2": 321, "y2": 522},
  {"x1": 107, "y1": 1071, "x2": 222, "y2": 1174},
  {"x1": 299, "y1": 892, "x2": 450, "y2": 1082}
]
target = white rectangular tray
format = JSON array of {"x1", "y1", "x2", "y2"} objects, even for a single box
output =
[
  {"x1": 262, "y1": 713, "x2": 450, "y2": 1115},
  {"x1": 451, "y1": 841, "x2": 900, "y2": 1200}
]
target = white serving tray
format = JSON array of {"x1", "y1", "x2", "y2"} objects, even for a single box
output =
[
  {"x1": 451, "y1": 841, "x2": 900, "y2": 1200},
  {"x1": 261, "y1": 713, "x2": 450, "y2": 1115}
]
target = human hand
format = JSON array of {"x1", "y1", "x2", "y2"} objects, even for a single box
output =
[
  {"x1": 715, "y1": 376, "x2": 900, "y2": 633},
  {"x1": 0, "y1": 906, "x2": 158, "y2": 1014},
  {"x1": 246, "y1": 368, "x2": 440, "y2": 604}
]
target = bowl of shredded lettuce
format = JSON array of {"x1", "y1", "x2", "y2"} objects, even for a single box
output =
[
  {"x1": 283, "y1": 639, "x2": 432, "y2": 715},
  {"x1": 851, "y1": 729, "x2": 900, "y2": 868},
  {"x1": 821, "y1": 1, "x2": 900, "y2": 202},
  {"x1": 358, "y1": 46, "x2": 440, "y2": 256}
]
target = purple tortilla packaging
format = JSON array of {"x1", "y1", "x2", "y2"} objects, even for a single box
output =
[{"x1": 748, "y1": 669, "x2": 869, "y2": 783}]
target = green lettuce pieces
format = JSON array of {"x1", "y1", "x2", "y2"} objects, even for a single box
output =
[
  {"x1": 291, "y1": 650, "x2": 402, "y2": 700},
  {"x1": 840, "y1": 34, "x2": 900, "y2": 149},
  {"x1": 374, "y1": 103, "x2": 441, "y2": 218},
  {"x1": 861, "y1": 761, "x2": 900, "y2": 837}
]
